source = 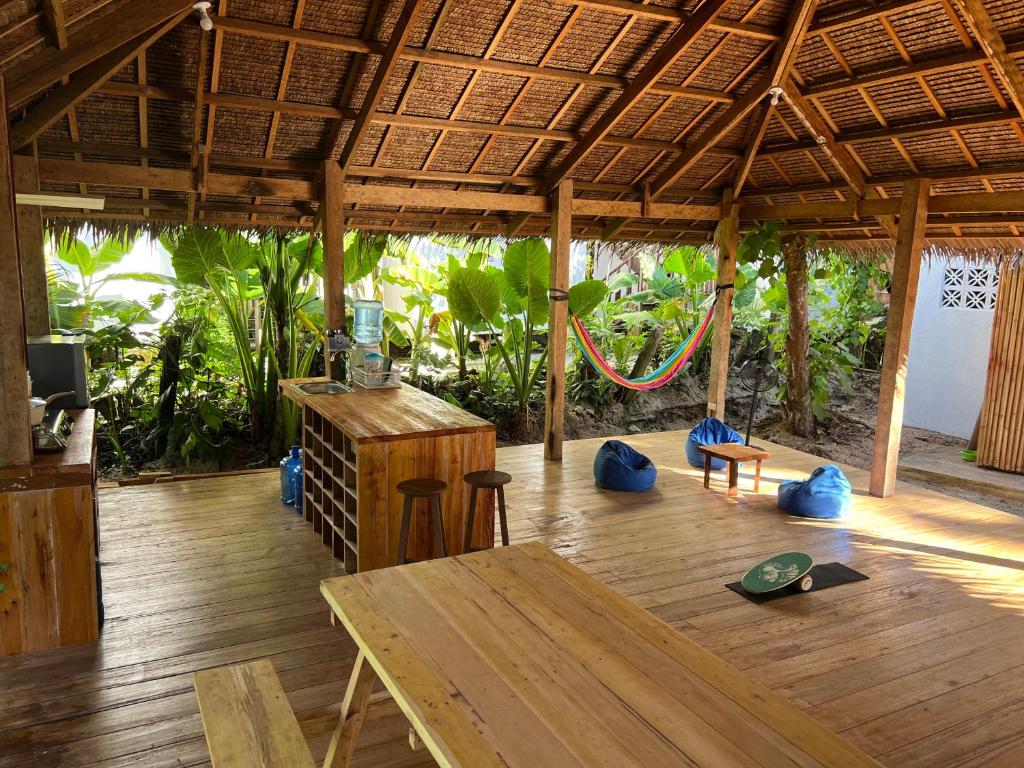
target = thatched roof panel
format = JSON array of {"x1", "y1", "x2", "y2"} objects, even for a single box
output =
[
  {"x1": 1, "y1": 0, "x2": 1021, "y2": 254},
  {"x1": 400, "y1": 64, "x2": 475, "y2": 119},
  {"x1": 284, "y1": 47, "x2": 355, "y2": 106},
  {"x1": 271, "y1": 114, "x2": 333, "y2": 160}
]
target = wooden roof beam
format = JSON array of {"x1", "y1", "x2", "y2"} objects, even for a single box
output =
[
  {"x1": 805, "y1": 43, "x2": 1024, "y2": 100},
  {"x1": 211, "y1": 16, "x2": 735, "y2": 105},
  {"x1": 550, "y1": 0, "x2": 777, "y2": 40},
  {"x1": 647, "y1": 0, "x2": 819, "y2": 199},
  {"x1": 41, "y1": 0, "x2": 68, "y2": 50},
  {"x1": 732, "y1": 102, "x2": 771, "y2": 194},
  {"x1": 5, "y1": 0, "x2": 193, "y2": 109},
  {"x1": 539, "y1": 0, "x2": 732, "y2": 195},
  {"x1": 338, "y1": 0, "x2": 426, "y2": 174},
  {"x1": 951, "y1": 0, "x2": 1024, "y2": 118},
  {"x1": 808, "y1": 0, "x2": 937, "y2": 35},
  {"x1": 760, "y1": 110, "x2": 1020, "y2": 156},
  {"x1": 10, "y1": 9, "x2": 190, "y2": 151}
]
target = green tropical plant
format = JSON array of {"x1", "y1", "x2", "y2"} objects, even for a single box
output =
[
  {"x1": 48, "y1": 234, "x2": 173, "y2": 330},
  {"x1": 447, "y1": 238, "x2": 606, "y2": 421}
]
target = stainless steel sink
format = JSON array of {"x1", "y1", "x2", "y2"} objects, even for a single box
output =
[{"x1": 297, "y1": 381, "x2": 351, "y2": 395}]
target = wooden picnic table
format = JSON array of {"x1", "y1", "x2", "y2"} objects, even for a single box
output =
[
  {"x1": 319, "y1": 541, "x2": 879, "y2": 768},
  {"x1": 698, "y1": 442, "x2": 771, "y2": 497}
]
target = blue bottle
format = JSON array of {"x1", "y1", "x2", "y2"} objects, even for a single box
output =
[
  {"x1": 290, "y1": 460, "x2": 304, "y2": 514},
  {"x1": 279, "y1": 445, "x2": 301, "y2": 505}
]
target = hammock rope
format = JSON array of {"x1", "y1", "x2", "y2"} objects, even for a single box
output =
[{"x1": 570, "y1": 283, "x2": 728, "y2": 391}]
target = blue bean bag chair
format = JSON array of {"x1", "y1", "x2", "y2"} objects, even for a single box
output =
[
  {"x1": 594, "y1": 440, "x2": 657, "y2": 492},
  {"x1": 685, "y1": 417, "x2": 744, "y2": 469},
  {"x1": 778, "y1": 464, "x2": 852, "y2": 520}
]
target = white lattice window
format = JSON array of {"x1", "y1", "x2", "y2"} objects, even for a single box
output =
[{"x1": 940, "y1": 265, "x2": 999, "y2": 311}]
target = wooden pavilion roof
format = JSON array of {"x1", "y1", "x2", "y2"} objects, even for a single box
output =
[{"x1": 2, "y1": 0, "x2": 1024, "y2": 252}]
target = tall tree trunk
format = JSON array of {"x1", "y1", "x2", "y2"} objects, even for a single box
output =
[
  {"x1": 783, "y1": 234, "x2": 815, "y2": 437},
  {"x1": 618, "y1": 324, "x2": 664, "y2": 405},
  {"x1": 155, "y1": 333, "x2": 181, "y2": 459}
]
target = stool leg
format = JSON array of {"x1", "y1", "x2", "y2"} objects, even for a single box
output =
[
  {"x1": 727, "y1": 460, "x2": 739, "y2": 497},
  {"x1": 497, "y1": 486, "x2": 509, "y2": 546},
  {"x1": 463, "y1": 485, "x2": 479, "y2": 553},
  {"x1": 431, "y1": 493, "x2": 447, "y2": 558},
  {"x1": 703, "y1": 455, "x2": 712, "y2": 489},
  {"x1": 754, "y1": 460, "x2": 763, "y2": 493},
  {"x1": 397, "y1": 494, "x2": 414, "y2": 565}
]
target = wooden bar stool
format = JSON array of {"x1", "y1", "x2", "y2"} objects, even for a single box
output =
[
  {"x1": 396, "y1": 479, "x2": 447, "y2": 565},
  {"x1": 463, "y1": 470, "x2": 512, "y2": 553}
]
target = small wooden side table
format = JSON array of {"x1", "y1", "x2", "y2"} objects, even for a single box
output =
[{"x1": 698, "y1": 443, "x2": 771, "y2": 497}]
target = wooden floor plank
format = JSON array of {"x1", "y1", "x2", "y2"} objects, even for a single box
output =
[{"x1": 0, "y1": 432, "x2": 1020, "y2": 767}]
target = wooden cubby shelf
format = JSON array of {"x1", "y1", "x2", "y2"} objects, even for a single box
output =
[{"x1": 302, "y1": 407, "x2": 360, "y2": 573}]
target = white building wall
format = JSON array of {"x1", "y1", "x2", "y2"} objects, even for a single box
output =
[{"x1": 904, "y1": 259, "x2": 998, "y2": 439}]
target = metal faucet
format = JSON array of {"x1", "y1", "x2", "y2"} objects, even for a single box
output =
[{"x1": 325, "y1": 329, "x2": 351, "y2": 381}]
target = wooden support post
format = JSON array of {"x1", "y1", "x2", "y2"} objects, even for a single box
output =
[
  {"x1": 14, "y1": 152, "x2": 50, "y2": 336},
  {"x1": 870, "y1": 178, "x2": 930, "y2": 497},
  {"x1": 322, "y1": 160, "x2": 346, "y2": 380},
  {"x1": 0, "y1": 77, "x2": 33, "y2": 467},
  {"x1": 707, "y1": 188, "x2": 738, "y2": 419},
  {"x1": 544, "y1": 180, "x2": 572, "y2": 461}
]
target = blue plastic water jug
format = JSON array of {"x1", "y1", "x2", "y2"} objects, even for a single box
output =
[
  {"x1": 279, "y1": 445, "x2": 301, "y2": 504},
  {"x1": 353, "y1": 299, "x2": 384, "y2": 345},
  {"x1": 290, "y1": 460, "x2": 304, "y2": 514}
]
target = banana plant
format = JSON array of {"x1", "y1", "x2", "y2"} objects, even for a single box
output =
[{"x1": 447, "y1": 238, "x2": 606, "y2": 420}]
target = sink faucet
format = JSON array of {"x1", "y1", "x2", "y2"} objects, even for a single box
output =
[{"x1": 325, "y1": 329, "x2": 351, "y2": 381}]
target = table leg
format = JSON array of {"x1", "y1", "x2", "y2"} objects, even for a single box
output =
[
  {"x1": 754, "y1": 460, "x2": 763, "y2": 493},
  {"x1": 703, "y1": 454, "x2": 712, "y2": 489},
  {"x1": 323, "y1": 649, "x2": 377, "y2": 768},
  {"x1": 727, "y1": 460, "x2": 739, "y2": 497}
]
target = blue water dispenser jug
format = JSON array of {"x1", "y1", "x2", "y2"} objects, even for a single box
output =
[{"x1": 353, "y1": 300, "x2": 384, "y2": 345}]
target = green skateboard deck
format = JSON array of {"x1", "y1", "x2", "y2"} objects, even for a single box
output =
[{"x1": 741, "y1": 552, "x2": 814, "y2": 594}]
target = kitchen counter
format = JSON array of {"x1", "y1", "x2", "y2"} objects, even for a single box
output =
[
  {"x1": 280, "y1": 377, "x2": 493, "y2": 443},
  {"x1": 0, "y1": 408, "x2": 100, "y2": 655},
  {"x1": 280, "y1": 378, "x2": 496, "y2": 571}
]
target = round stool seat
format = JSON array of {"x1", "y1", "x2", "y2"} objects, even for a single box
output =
[
  {"x1": 464, "y1": 470, "x2": 512, "y2": 489},
  {"x1": 397, "y1": 478, "x2": 448, "y2": 497}
]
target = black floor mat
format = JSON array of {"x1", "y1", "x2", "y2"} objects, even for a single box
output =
[{"x1": 726, "y1": 562, "x2": 869, "y2": 604}]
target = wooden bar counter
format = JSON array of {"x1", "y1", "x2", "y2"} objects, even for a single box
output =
[
  {"x1": 281, "y1": 379, "x2": 496, "y2": 572},
  {"x1": 0, "y1": 409, "x2": 100, "y2": 656}
]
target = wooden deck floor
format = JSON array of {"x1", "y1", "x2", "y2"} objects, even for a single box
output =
[{"x1": 1, "y1": 431, "x2": 1022, "y2": 767}]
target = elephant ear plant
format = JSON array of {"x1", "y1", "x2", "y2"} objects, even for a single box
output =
[{"x1": 447, "y1": 238, "x2": 605, "y2": 424}]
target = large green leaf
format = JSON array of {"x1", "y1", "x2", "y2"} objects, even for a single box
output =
[
  {"x1": 568, "y1": 279, "x2": 607, "y2": 317},
  {"x1": 343, "y1": 231, "x2": 387, "y2": 282},
  {"x1": 170, "y1": 229, "x2": 225, "y2": 285},
  {"x1": 503, "y1": 238, "x2": 549, "y2": 320},
  {"x1": 447, "y1": 267, "x2": 501, "y2": 325},
  {"x1": 663, "y1": 245, "x2": 716, "y2": 284},
  {"x1": 170, "y1": 230, "x2": 257, "y2": 285}
]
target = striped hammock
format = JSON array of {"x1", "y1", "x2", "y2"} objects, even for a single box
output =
[{"x1": 570, "y1": 302, "x2": 716, "y2": 391}]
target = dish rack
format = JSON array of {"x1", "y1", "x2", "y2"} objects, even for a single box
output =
[{"x1": 351, "y1": 364, "x2": 402, "y2": 389}]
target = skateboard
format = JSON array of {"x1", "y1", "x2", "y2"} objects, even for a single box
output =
[{"x1": 741, "y1": 552, "x2": 814, "y2": 594}]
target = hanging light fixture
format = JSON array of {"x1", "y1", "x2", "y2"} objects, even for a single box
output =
[{"x1": 193, "y1": 2, "x2": 214, "y2": 31}]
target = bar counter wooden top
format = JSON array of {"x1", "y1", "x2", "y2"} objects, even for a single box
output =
[
  {"x1": 280, "y1": 377, "x2": 494, "y2": 444},
  {"x1": 0, "y1": 408, "x2": 95, "y2": 491}
]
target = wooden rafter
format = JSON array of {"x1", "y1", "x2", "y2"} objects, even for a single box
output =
[
  {"x1": 951, "y1": 0, "x2": 1024, "y2": 117},
  {"x1": 10, "y1": 9, "x2": 190, "y2": 151},
  {"x1": 337, "y1": 0, "x2": 426, "y2": 174},
  {"x1": 251, "y1": 0, "x2": 307, "y2": 223},
  {"x1": 210, "y1": 16, "x2": 737, "y2": 105},
  {"x1": 538, "y1": 0, "x2": 732, "y2": 195},
  {"x1": 187, "y1": 27, "x2": 211, "y2": 224},
  {"x1": 41, "y1": 0, "x2": 68, "y2": 49},
  {"x1": 5, "y1": 0, "x2": 193, "y2": 109},
  {"x1": 732, "y1": 102, "x2": 770, "y2": 194},
  {"x1": 647, "y1": 0, "x2": 819, "y2": 199},
  {"x1": 198, "y1": 0, "x2": 228, "y2": 220}
]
